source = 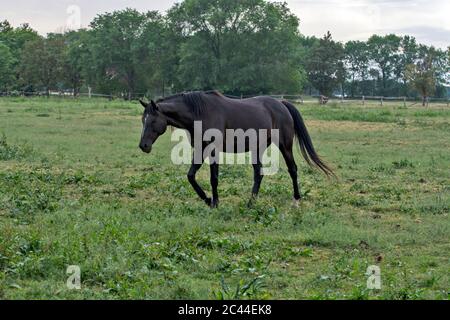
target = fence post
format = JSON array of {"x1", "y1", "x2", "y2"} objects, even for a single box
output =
[
  {"x1": 362, "y1": 96, "x2": 365, "y2": 106},
  {"x1": 381, "y1": 97, "x2": 383, "y2": 106},
  {"x1": 403, "y1": 96, "x2": 406, "y2": 108}
]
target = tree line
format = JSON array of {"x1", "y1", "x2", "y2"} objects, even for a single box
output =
[{"x1": 0, "y1": 0, "x2": 449, "y2": 105}]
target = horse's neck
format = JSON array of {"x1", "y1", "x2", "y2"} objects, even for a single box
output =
[{"x1": 159, "y1": 102, "x2": 194, "y2": 130}]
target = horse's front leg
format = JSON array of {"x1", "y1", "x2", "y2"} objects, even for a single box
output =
[
  {"x1": 210, "y1": 163, "x2": 219, "y2": 208},
  {"x1": 187, "y1": 160, "x2": 211, "y2": 207},
  {"x1": 248, "y1": 162, "x2": 264, "y2": 208}
]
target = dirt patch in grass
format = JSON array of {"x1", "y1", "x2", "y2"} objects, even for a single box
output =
[{"x1": 309, "y1": 120, "x2": 395, "y2": 132}]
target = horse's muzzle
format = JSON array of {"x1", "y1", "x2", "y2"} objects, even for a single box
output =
[{"x1": 139, "y1": 144, "x2": 152, "y2": 154}]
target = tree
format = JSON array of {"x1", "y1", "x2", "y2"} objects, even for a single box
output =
[
  {"x1": 367, "y1": 34, "x2": 401, "y2": 96},
  {"x1": 344, "y1": 41, "x2": 369, "y2": 97},
  {"x1": 0, "y1": 22, "x2": 39, "y2": 55},
  {"x1": 239, "y1": 1, "x2": 304, "y2": 94},
  {"x1": 405, "y1": 45, "x2": 440, "y2": 106},
  {"x1": 168, "y1": 0, "x2": 304, "y2": 94},
  {"x1": 0, "y1": 20, "x2": 13, "y2": 33},
  {"x1": 0, "y1": 21, "x2": 39, "y2": 91},
  {"x1": 0, "y1": 43, "x2": 16, "y2": 91},
  {"x1": 299, "y1": 36, "x2": 319, "y2": 95},
  {"x1": 137, "y1": 12, "x2": 176, "y2": 97},
  {"x1": 88, "y1": 9, "x2": 162, "y2": 99},
  {"x1": 336, "y1": 60, "x2": 346, "y2": 98},
  {"x1": 445, "y1": 47, "x2": 450, "y2": 89},
  {"x1": 396, "y1": 36, "x2": 418, "y2": 96},
  {"x1": 58, "y1": 30, "x2": 92, "y2": 96},
  {"x1": 305, "y1": 31, "x2": 344, "y2": 102},
  {"x1": 19, "y1": 36, "x2": 65, "y2": 95}
]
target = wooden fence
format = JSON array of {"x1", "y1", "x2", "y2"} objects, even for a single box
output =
[{"x1": 0, "y1": 90, "x2": 448, "y2": 107}]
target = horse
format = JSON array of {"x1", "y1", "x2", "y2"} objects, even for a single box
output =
[{"x1": 138, "y1": 90, "x2": 333, "y2": 208}]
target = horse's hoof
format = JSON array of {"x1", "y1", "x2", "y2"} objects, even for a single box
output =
[
  {"x1": 211, "y1": 199, "x2": 219, "y2": 209},
  {"x1": 209, "y1": 199, "x2": 219, "y2": 209},
  {"x1": 205, "y1": 198, "x2": 212, "y2": 207},
  {"x1": 293, "y1": 198, "x2": 301, "y2": 208},
  {"x1": 247, "y1": 194, "x2": 258, "y2": 208}
]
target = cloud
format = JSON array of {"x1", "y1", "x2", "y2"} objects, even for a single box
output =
[
  {"x1": 1, "y1": 0, "x2": 448, "y2": 48},
  {"x1": 392, "y1": 26, "x2": 450, "y2": 48},
  {"x1": 1, "y1": 0, "x2": 176, "y2": 33},
  {"x1": 288, "y1": 0, "x2": 449, "y2": 48}
]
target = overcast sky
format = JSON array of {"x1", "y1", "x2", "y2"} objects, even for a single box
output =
[{"x1": 1, "y1": 0, "x2": 449, "y2": 48}]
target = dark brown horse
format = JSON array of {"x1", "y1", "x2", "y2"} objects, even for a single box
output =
[{"x1": 139, "y1": 91, "x2": 333, "y2": 208}]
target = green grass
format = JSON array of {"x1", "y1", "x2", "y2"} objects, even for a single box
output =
[{"x1": 0, "y1": 97, "x2": 448, "y2": 300}]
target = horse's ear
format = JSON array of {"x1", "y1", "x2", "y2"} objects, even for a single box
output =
[
  {"x1": 139, "y1": 99, "x2": 148, "y2": 109},
  {"x1": 150, "y1": 100, "x2": 159, "y2": 111}
]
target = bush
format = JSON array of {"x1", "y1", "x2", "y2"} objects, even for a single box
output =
[{"x1": 0, "y1": 135, "x2": 31, "y2": 161}]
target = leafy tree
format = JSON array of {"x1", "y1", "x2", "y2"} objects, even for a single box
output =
[
  {"x1": 367, "y1": 34, "x2": 401, "y2": 95},
  {"x1": 0, "y1": 43, "x2": 16, "y2": 91},
  {"x1": 168, "y1": 0, "x2": 304, "y2": 94},
  {"x1": 445, "y1": 47, "x2": 450, "y2": 89},
  {"x1": 234, "y1": 1, "x2": 304, "y2": 94},
  {"x1": 0, "y1": 22, "x2": 39, "y2": 55},
  {"x1": 336, "y1": 60, "x2": 347, "y2": 98},
  {"x1": 305, "y1": 31, "x2": 344, "y2": 102},
  {"x1": 396, "y1": 36, "x2": 418, "y2": 96},
  {"x1": 137, "y1": 12, "x2": 177, "y2": 97},
  {"x1": 344, "y1": 41, "x2": 369, "y2": 97},
  {"x1": 0, "y1": 21, "x2": 39, "y2": 90},
  {"x1": 0, "y1": 20, "x2": 13, "y2": 33},
  {"x1": 88, "y1": 9, "x2": 165, "y2": 98},
  {"x1": 298, "y1": 36, "x2": 319, "y2": 95},
  {"x1": 58, "y1": 30, "x2": 93, "y2": 96},
  {"x1": 19, "y1": 36, "x2": 65, "y2": 94},
  {"x1": 405, "y1": 45, "x2": 442, "y2": 106}
]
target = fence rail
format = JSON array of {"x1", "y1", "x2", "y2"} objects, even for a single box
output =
[{"x1": 0, "y1": 91, "x2": 448, "y2": 106}]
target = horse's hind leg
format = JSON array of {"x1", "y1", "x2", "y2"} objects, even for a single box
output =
[
  {"x1": 280, "y1": 144, "x2": 302, "y2": 205},
  {"x1": 210, "y1": 163, "x2": 219, "y2": 208},
  {"x1": 252, "y1": 162, "x2": 264, "y2": 196},
  {"x1": 188, "y1": 160, "x2": 211, "y2": 207},
  {"x1": 248, "y1": 162, "x2": 264, "y2": 207}
]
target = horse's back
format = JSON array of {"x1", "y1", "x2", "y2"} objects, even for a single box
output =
[
  {"x1": 242, "y1": 96, "x2": 294, "y2": 129},
  {"x1": 201, "y1": 94, "x2": 294, "y2": 133}
]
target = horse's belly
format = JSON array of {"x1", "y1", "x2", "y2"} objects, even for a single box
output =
[{"x1": 222, "y1": 134, "x2": 272, "y2": 154}]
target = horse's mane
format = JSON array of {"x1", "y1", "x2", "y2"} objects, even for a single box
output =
[{"x1": 157, "y1": 90, "x2": 224, "y2": 116}]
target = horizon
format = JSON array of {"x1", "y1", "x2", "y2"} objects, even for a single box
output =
[{"x1": 1, "y1": 0, "x2": 449, "y2": 49}]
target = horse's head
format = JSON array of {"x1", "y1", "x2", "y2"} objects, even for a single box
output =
[{"x1": 139, "y1": 100, "x2": 167, "y2": 153}]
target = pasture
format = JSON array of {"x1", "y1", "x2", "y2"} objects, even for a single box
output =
[{"x1": 0, "y1": 97, "x2": 448, "y2": 300}]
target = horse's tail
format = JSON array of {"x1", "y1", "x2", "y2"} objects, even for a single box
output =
[{"x1": 281, "y1": 100, "x2": 335, "y2": 177}]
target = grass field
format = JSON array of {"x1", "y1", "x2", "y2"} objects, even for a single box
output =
[{"x1": 0, "y1": 97, "x2": 448, "y2": 300}]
